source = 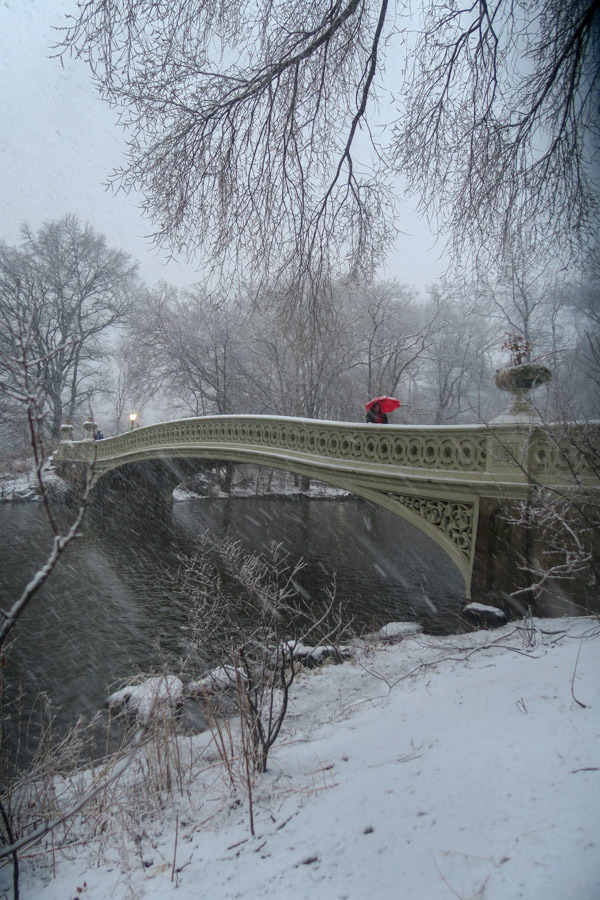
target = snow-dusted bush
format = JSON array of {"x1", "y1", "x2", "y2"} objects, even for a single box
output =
[{"x1": 180, "y1": 536, "x2": 351, "y2": 774}]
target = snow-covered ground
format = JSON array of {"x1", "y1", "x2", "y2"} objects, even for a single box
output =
[
  {"x1": 0, "y1": 464, "x2": 68, "y2": 502},
  {"x1": 174, "y1": 468, "x2": 349, "y2": 501},
  {"x1": 0, "y1": 471, "x2": 43, "y2": 502},
  {"x1": 8, "y1": 617, "x2": 600, "y2": 900},
  {"x1": 0, "y1": 462, "x2": 347, "y2": 503}
]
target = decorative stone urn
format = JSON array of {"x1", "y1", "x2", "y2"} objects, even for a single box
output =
[
  {"x1": 494, "y1": 363, "x2": 552, "y2": 414},
  {"x1": 82, "y1": 420, "x2": 96, "y2": 440},
  {"x1": 59, "y1": 423, "x2": 74, "y2": 441}
]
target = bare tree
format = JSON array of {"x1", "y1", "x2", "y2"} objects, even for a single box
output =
[
  {"x1": 59, "y1": 1, "x2": 396, "y2": 297},
  {"x1": 245, "y1": 283, "x2": 364, "y2": 419},
  {"x1": 105, "y1": 344, "x2": 148, "y2": 435},
  {"x1": 395, "y1": 0, "x2": 600, "y2": 268},
  {"x1": 127, "y1": 279, "x2": 366, "y2": 422},
  {"x1": 350, "y1": 280, "x2": 434, "y2": 399},
  {"x1": 59, "y1": 1, "x2": 599, "y2": 297},
  {"x1": 0, "y1": 216, "x2": 139, "y2": 437},
  {"x1": 127, "y1": 283, "x2": 250, "y2": 416},
  {"x1": 417, "y1": 283, "x2": 500, "y2": 423},
  {"x1": 480, "y1": 240, "x2": 570, "y2": 360}
]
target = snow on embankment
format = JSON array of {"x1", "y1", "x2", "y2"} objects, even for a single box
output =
[{"x1": 14, "y1": 617, "x2": 600, "y2": 900}]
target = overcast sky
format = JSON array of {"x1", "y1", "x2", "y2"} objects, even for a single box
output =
[{"x1": 0, "y1": 0, "x2": 446, "y2": 292}]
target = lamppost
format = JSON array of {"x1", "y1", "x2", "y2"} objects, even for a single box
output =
[{"x1": 129, "y1": 412, "x2": 138, "y2": 431}]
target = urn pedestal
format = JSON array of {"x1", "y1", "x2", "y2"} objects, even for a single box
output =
[
  {"x1": 494, "y1": 363, "x2": 552, "y2": 416},
  {"x1": 82, "y1": 421, "x2": 96, "y2": 441}
]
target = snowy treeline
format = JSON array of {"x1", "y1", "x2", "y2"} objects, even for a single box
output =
[
  {"x1": 102, "y1": 260, "x2": 600, "y2": 429},
  {"x1": 1, "y1": 217, "x2": 598, "y2": 460}
]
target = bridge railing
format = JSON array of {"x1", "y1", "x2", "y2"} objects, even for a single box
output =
[{"x1": 53, "y1": 414, "x2": 599, "y2": 492}]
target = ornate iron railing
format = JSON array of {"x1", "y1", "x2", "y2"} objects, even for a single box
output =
[{"x1": 55, "y1": 415, "x2": 598, "y2": 482}]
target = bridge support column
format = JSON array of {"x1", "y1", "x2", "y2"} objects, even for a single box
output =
[
  {"x1": 470, "y1": 498, "x2": 537, "y2": 611},
  {"x1": 470, "y1": 496, "x2": 597, "y2": 616}
]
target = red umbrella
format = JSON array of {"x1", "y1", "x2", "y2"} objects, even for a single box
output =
[{"x1": 365, "y1": 395, "x2": 401, "y2": 414}]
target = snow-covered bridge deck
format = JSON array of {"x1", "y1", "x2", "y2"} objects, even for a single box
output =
[{"x1": 53, "y1": 415, "x2": 599, "y2": 600}]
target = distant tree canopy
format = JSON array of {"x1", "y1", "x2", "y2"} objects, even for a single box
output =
[
  {"x1": 0, "y1": 215, "x2": 139, "y2": 438},
  {"x1": 117, "y1": 268, "x2": 599, "y2": 426},
  {"x1": 60, "y1": 0, "x2": 600, "y2": 295}
]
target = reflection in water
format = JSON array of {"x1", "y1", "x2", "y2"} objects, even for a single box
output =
[{"x1": 0, "y1": 495, "x2": 465, "y2": 750}]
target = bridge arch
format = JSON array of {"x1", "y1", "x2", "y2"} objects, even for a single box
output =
[{"x1": 82, "y1": 446, "x2": 476, "y2": 592}]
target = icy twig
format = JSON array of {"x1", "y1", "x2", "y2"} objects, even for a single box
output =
[{"x1": 570, "y1": 638, "x2": 588, "y2": 709}]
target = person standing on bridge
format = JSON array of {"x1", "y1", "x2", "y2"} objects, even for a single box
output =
[
  {"x1": 366, "y1": 401, "x2": 388, "y2": 424},
  {"x1": 365, "y1": 395, "x2": 400, "y2": 424}
]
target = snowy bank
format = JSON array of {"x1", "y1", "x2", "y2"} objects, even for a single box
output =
[
  {"x1": 0, "y1": 463, "x2": 68, "y2": 502},
  {"x1": 174, "y1": 466, "x2": 349, "y2": 501},
  {"x1": 108, "y1": 675, "x2": 184, "y2": 719},
  {"x1": 6, "y1": 617, "x2": 600, "y2": 900}
]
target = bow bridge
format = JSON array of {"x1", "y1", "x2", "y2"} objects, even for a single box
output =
[{"x1": 53, "y1": 415, "x2": 599, "y2": 604}]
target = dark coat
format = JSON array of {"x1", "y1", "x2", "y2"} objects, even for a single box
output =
[{"x1": 366, "y1": 408, "x2": 388, "y2": 424}]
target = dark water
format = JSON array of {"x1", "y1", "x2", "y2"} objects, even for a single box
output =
[{"x1": 0, "y1": 494, "x2": 465, "y2": 753}]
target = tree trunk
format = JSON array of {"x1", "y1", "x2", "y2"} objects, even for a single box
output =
[{"x1": 221, "y1": 463, "x2": 234, "y2": 494}]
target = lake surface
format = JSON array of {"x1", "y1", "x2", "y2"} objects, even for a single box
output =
[{"x1": 0, "y1": 494, "x2": 466, "y2": 755}]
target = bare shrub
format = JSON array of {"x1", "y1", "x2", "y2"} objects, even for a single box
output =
[
  {"x1": 0, "y1": 682, "x2": 216, "y2": 887},
  {"x1": 180, "y1": 536, "x2": 350, "y2": 774}
]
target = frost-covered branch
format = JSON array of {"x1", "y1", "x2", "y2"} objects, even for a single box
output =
[
  {"x1": 59, "y1": 0, "x2": 395, "y2": 296},
  {"x1": 0, "y1": 285, "x2": 96, "y2": 647},
  {"x1": 58, "y1": 0, "x2": 600, "y2": 291}
]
